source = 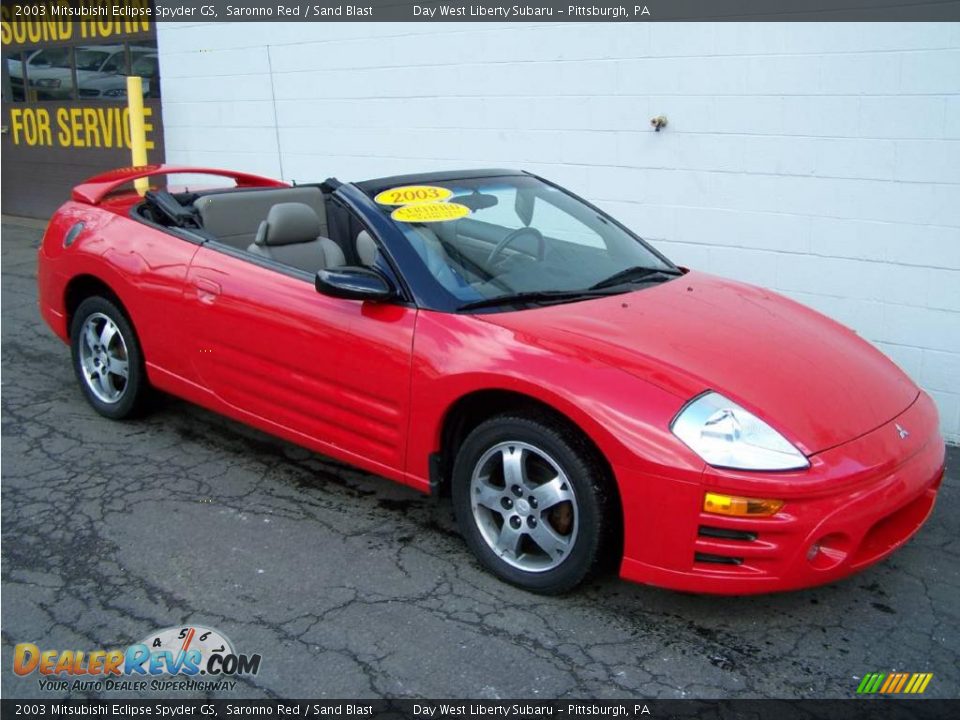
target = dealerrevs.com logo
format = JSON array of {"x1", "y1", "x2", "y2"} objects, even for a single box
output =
[{"x1": 13, "y1": 625, "x2": 261, "y2": 693}]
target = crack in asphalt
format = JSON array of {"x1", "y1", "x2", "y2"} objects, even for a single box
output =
[{"x1": 1, "y1": 222, "x2": 957, "y2": 700}]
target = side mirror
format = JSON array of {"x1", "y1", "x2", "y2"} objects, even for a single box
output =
[{"x1": 315, "y1": 266, "x2": 395, "y2": 302}]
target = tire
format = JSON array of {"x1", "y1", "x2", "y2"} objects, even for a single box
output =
[
  {"x1": 70, "y1": 296, "x2": 148, "y2": 420},
  {"x1": 452, "y1": 413, "x2": 616, "y2": 594}
]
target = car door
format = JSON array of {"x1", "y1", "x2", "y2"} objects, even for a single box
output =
[{"x1": 183, "y1": 244, "x2": 416, "y2": 475}]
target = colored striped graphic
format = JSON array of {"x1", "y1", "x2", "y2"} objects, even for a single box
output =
[{"x1": 857, "y1": 672, "x2": 933, "y2": 694}]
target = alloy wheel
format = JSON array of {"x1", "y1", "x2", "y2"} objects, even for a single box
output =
[
  {"x1": 77, "y1": 312, "x2": 130, "y2": 404},
  {"x1": 469, "y1": 441, "x2": 579, "y2": 572}
]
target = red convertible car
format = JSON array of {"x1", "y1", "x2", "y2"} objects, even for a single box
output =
[{"x1": 38, "y1": 165, "x2": 945, "y2": 594}]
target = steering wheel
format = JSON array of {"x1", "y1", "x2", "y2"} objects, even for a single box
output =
[{"x1": 486, "y1": 226, "x2": 545, "y2": 266}]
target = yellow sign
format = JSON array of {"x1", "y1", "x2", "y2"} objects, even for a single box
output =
[
  {"x1": 391, "y1": 202, "x2": 471, "y2": 223},
  {"x1": 375, "y1": 185, "x2": 453, "y2": 206},
  {"x1": 7, "y1": 106, "x2": 155, "y2": 150}
]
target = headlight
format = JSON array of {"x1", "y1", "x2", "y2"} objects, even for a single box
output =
[
  {"x1": 32, "y1": 78, "x2": 61, "y2": 88},
  {"x1": 671, "y1": 391, "x2": 809, "y2": 471}
]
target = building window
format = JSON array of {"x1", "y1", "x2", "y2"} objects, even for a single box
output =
[
  {"x1": 2, "y1": 40, "x2": 160, "y2": 103},
  {"x1": 7, "y1": 46, "x2": 76, "y2": 101},
  {"x1": 2, "y1": 50, "x2": 26, "y2": 102}
]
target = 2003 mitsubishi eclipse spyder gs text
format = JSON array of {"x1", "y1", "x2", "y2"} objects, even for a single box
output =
[{"x1": 37, "y1": 165, "x2": 946, "y2": 594}]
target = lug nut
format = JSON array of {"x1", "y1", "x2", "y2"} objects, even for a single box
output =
[
  {"x1": 501, "y1": 497, "x2": 513, "y2": 510},
  {"x1": 529, "y1": 496, "x2": 538, "y2": 509},
  {"x1": 512, "y1": 485, "x2": 523, "y2": 497},
  {"x1": 509, "y1": 516, "x2": 521, "y2": 529},
  {"x1": 527, "y1": 516, "x2": 537, "y2": 528}
]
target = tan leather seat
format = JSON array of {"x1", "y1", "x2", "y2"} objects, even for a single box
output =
[
  {"x1": 356, "y1": 230, "x2": 379, "y2": 266},
  {"x1": 247, "y1": 203, "x2": 345, "y2": 273},
  {"x1": 196, "y1": 186, "x2": 329, "y2": 250}
]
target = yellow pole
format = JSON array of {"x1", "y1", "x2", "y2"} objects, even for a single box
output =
[{"x1": 126, "y1": 76, "x2": 149, "y2": 195}]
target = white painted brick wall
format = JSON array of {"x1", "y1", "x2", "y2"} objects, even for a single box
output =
[{"x1": 158, "y1": 22, "x2": 960, "y2": 442}]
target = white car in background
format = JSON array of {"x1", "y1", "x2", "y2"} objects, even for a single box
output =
[
  {"x1": 6, "y1": 47, "x2": 76, "y2": 100},
  {"x1": 7, "y1": 45, "x2": 156, "y2": 101},
  {"x1": 78, "y1": 53, "x2": 159, "y2": 100}
]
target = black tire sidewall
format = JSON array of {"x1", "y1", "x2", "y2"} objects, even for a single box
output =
[
  {"x1": 452, "y1": 415, "x2": 609, "y2": 594},
  {"x1": 70, "y1": 296, "x2": 146, "y2": 419}
]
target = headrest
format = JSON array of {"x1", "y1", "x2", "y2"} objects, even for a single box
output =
[
  {"x1": 356, "y1": 231, "x2": 379, "y2": 265},
  {"x1": 256, "y1": 202, "x2": 322, "y2": 246}
]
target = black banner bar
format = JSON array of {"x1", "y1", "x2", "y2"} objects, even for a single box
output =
[
  {"x1": 1, "y1": 0, "x2": 960, "y2": 22},
  {"x1": 3, "y1": 700, "x2": 960, "y2": 720}
]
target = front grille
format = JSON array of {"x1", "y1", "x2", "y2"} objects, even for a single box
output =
[
  {"x1": 698, "y1": 525, "x2": 758, "y2": 542},
  {"x1": 694, "y1": 552, "x2": 743, "y2": 566}
]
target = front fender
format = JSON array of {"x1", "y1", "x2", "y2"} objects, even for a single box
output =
[{"x1": 406, "y1": 310, "x2": 705, "y2": 483}]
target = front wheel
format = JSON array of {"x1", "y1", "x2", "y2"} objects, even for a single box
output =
[
  {"x1": 452, "y1": 414, "x2": 616, "y2": 594},
  {"x1": 70, "y1": 296, "x2": 148, "y2": 419}
]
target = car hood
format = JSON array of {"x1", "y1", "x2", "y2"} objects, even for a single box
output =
[{"x1": 479, "y1": 272, "x2": 918, "y2": 455}]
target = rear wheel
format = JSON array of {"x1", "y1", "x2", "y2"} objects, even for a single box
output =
[
  {"x1": 452, "y1": 414, "x2": 614, "y2": 594},
  {"x1": 70, "y1": 296, "x2": 148, "y2": 419}
]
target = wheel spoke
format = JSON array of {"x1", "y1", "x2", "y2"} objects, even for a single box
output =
[
  {"x1": 95, "y1": 370, "x2": 115, "y2": 399},
  {"x1": 531, "y1": 476, "x2": 573, "y2": 511},
  {"x1": 99, "y1": 321, "x2": 118, "y2": 349},
  {"x1": 84, "y1": 322, "x2": 99, "y2": 351},
  {"x1": 528, "y1": 520, "x2": 570, "y2": 558},
  {"x1": 106, "y1": 356, "x2": 128, "y2": 378},
  {"x1": 474, "y1": 482, "x2": 503, "y2": 512},
  {"x1": 495, "y1": 522, "x2": 523, "y2": 558},
  {"x1": 501, "y1": 446, "x2": 526, "y2": 488}
]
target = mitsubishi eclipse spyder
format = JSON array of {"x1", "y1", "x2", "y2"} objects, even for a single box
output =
[{"x1": 37, "y1": 165, "x2": 945, "y2": 594}]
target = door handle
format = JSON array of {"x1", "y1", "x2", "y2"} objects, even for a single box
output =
[{"x1": 194, "y1": 278, "x2": 221, "y2": 304}]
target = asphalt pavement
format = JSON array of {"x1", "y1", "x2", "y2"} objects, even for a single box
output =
[{"x1": 2, "y1": 219, "x2": 958, "y2": 700}]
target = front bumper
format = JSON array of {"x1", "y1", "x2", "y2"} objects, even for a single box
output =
[{"x1": 620, "y1": 392, "x2": 945, "y2": 594}]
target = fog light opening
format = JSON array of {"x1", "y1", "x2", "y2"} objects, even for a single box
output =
[{"x1": 807, "y1": 533, "x2": 851, "y2": 570}]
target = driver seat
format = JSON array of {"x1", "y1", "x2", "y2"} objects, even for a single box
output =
[
  {"x1": 407, "y1": 225, "x2": 463, "y2": 290},
  {"x1": 248, "y1": 203, "x2": 345, "y2": 272}
]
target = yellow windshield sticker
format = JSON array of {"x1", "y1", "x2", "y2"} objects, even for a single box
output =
[
  {"x1": 391, "y1": 202, "x2": 471, "y2": 223},
  {"x1": 375, "y1": 185, "x2": 454, "y2": 206}
]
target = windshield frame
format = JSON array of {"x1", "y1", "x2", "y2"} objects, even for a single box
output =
[{"x1": 347, "y1": 170, "x2": 679, "y2": 314}]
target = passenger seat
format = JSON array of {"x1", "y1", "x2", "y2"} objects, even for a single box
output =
[
  {"x1": 356, "y1": 231, "x2": 379, "y2": 266},
  {"x1": 248, "y1": 203, "x2": 345, "y2": 272},
  {"x1": 196, "y1": 186, "x2": 329, "y2": 250}
]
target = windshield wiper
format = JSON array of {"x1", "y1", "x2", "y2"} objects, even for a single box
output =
[
  {"x1": 458, "y1": 289, "x2": 618, "y2": 312},
  {"x1": 589, "y1": 265, "x2": 682, "y2": 290}
]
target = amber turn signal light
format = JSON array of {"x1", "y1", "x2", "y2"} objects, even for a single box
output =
[{"x1": 703, "y1": 492, "x2": 784, "y2": 517}]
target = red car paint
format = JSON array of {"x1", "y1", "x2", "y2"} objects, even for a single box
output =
[
  {"x1": 37, "y1": 166, "x2": 945, "y2": 594},
  {"x1": 71, "y1": 165, "x2": 288, "y2": 204}
]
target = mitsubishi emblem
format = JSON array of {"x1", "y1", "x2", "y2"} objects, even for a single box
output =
[{"x1": 896, "y1": 423, "x2": 910, "y2": 440}]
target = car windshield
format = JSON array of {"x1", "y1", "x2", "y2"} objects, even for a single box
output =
[
  {"x1": 74, "y1": 50, "x2": 111, "y2": 71},
  {"x1": 131, "y1": 55, "x2": 157, "y2": 75},
  {"x1": 370, "y1": 175, "x2": 677, "y2": 311},
  {"x1": 29, "y1": 49, "x2": 71, "y2": 68}
]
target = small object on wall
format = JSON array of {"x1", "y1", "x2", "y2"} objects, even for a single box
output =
[{"x1": 650, "y1": 115, "x2": 668, "y2": 132}]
